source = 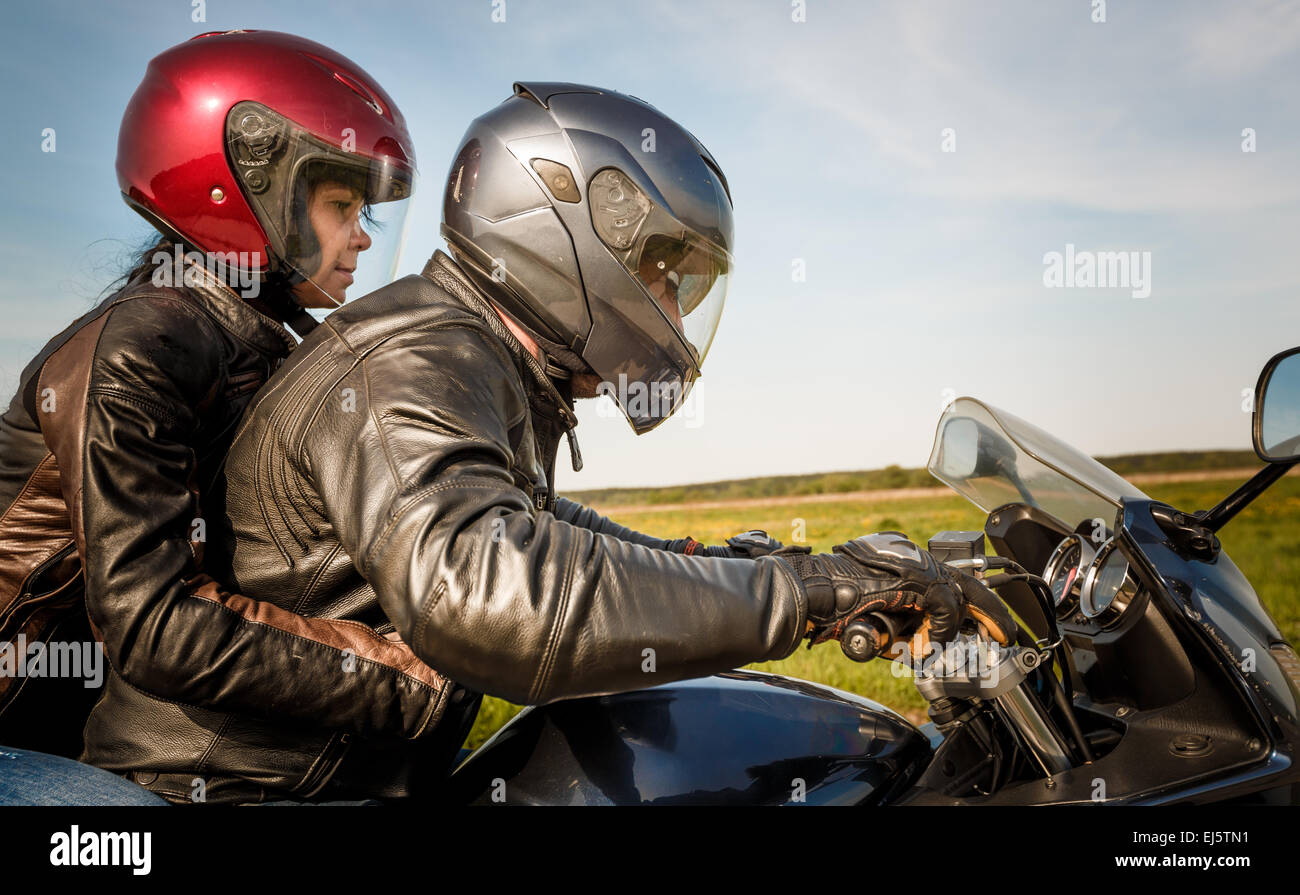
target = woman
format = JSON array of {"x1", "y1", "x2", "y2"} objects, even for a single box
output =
[{"x1": 0, "y1": 30, "x2": 453, "y2": 804}]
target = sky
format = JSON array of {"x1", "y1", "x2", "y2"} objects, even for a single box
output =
[{"x1": 3, "y1": 0, "x2": 1299, "y2": 491}]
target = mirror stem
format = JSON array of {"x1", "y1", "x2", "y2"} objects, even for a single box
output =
[{"x1": 1199, "y1": 460, "x2": 1298, "y2": 533}]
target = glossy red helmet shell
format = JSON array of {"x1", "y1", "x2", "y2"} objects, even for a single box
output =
[{"x1": 116, "y1": 30, "x2": 415, "y2": 268}]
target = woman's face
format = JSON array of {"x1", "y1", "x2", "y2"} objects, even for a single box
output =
[{"x1": 291, "y1": 180, "x2": 372, "y2": 308}]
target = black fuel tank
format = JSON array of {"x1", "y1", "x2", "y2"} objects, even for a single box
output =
[{"x1": 446, "y1": 670, "x2": 930, "y2": 805}]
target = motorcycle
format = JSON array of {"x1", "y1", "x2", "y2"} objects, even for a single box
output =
[{"x1": 443, "y1": 346, "x2": 1300, "y2": 805}]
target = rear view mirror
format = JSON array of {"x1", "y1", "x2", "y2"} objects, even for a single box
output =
[
  {"x1": 938, "y1": 415, "x2": 1020, "y2": 481},
  {"x1": 937, "y1": 417, "x2": 980, "y2": 479},
  {"x1": 1254, "y1": 346, "x2": 1300, "y2": 463},
  {"x1": 936, "y1": 413, "x2": 1037, "y2": 507}
]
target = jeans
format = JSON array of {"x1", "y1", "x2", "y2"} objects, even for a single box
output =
[{"x1": 0, "y1": 746, "x2": 168, "y2": 806}]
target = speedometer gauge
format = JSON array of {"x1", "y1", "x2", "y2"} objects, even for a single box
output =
[
  {"x1": 1042, "y1": 534, "x2": 1095, "y2": 616},
  {"x1": 1080, "y1": 538, "x2": 1140, "y2": 626}
]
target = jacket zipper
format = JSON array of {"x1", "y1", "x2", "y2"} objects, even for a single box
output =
[
  {"x1": 0, "y1": 542, "x2": 80, "y2": 630},
  {"x1": 296, "y1": 731, "x2": 352, "y2": 797}
]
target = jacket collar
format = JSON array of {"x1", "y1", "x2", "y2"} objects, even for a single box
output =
[
  {"x1": 422, "y1": 251, "x2": 584, "y2": 472},
  {"x1": 173, "y1": 255, "x2": 297, "y2": 359}
]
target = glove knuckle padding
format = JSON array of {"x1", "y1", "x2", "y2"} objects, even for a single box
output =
[
  {"x1": 726, "y1": 530, "x2": 811, "y2": 559},
  {"x1": 833, "y1": 533, "x2": 934, "y2": 576}
]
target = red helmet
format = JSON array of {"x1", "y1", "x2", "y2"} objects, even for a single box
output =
[{"x1": 116, "y1": 30, "x2": 416, "y2": 308}]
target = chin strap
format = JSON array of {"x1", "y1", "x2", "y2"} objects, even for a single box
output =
[
  {"x1": 280, "y1": 270, "x2": 349, "y2": 338},
  {"x1": 502, "y1": 320, "x2": 593, "y2": 383},
  {"x1": 257, "y1": 282, "x2": 320, "y2": 338},
  {"x1": 530, "y1": 332, "x2": 595, "y2": 382},
  {"x1": 283, "y1": 307, "x2": 319, "y2": 338}
]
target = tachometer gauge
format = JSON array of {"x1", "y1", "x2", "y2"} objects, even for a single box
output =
[
  {"x1": 1042, "y1": 534, "x2": 1095, "y2": 616},
  {"x1": 1080, "y1": 538, "x2": 1140, "y2": 627}
]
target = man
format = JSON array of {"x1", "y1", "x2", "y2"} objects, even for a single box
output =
[{"x1": 147, "y1": 82, "x2": 1014, "y2": 803}]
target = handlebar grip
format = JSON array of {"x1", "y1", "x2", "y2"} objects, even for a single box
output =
[
  {"x1": 839, "y1": 612, "x2": 919, "y2": 662},
  {"x1": 839, "y1": 618, "x2": 886, "y2": 662}
]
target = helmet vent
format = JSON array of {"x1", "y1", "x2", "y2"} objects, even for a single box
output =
[
  {"x1": 513, "y1": 83, "x2": 550, "y2": 108},
  {"x1": 300, "y1": 52, "x2": 385, "y2": 116},
  {"x1": 332, "y1": 71, "x2": 384, "y2": 115}
]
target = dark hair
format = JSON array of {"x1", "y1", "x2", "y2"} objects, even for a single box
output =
[
  {"x1": 98, "y1": 231, "x2": 305, "y2": 327},
  {"x1": 90, "y1": 234, "x2": 174, "y2": 304}
]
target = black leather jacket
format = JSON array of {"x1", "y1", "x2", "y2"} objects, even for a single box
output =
[
  {"x1": 186, "y1": 251, "x2": 808, "y2": 801},
  {"x1": 0, "y1": 253, "x2": 461, "y2": 803}
]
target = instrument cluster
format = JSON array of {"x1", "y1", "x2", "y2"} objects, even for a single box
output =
[{"x1": 1042, "y1": 533, "x2": 1141, "y2": 627}]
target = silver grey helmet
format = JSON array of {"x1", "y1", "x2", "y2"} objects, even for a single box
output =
[{"x1": 441, "y1": 82, "x2": 734, "y2": 434}]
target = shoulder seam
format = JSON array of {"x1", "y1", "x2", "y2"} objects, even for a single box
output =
[{"x1": 362, "y1": 360, "x2": 402, "y2": 489}]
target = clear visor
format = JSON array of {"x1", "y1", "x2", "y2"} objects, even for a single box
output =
[
  {"x1": 226, "y1": 101, "x2": 415, "y2": 309},
  {"x1": 589, "y1": 168, "x2": 730, "y2": 366}
]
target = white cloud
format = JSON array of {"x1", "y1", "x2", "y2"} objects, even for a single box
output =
[{"x1": 710, "y1": 1, "x2": 1300, "y2": 213}]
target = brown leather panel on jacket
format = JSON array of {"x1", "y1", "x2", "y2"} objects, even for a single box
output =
[
  {"x1": 36, "y1": 313, "x2": 112, "y2": 560},
  {"x1": 0, "y1": 452, "x2": 74, "y2": 610},
  {"x1": 186, "y1": 574, "x2": 451, "y2": 691}
]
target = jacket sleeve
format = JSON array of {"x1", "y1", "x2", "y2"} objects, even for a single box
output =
[
  {"x1": 552, "y1": 497, "x2": 702, "y2": 553},
  {"x1": 40, "y1": 297, "x2": 450, "y2": 740},
  {"x1": 309, "y1": 321, "x2": 808, "y2": 707}
]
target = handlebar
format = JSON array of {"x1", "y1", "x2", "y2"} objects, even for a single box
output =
[{"x1": 835, "y1": 554, "x2": 1052, "y2": 664}]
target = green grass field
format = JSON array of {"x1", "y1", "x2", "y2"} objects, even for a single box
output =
[
  {"x1": 562, "y1": 450, "x2": 1262, "y2": 509},
  {"x1": 462, "y1": 475, "x2": 1300, "y2": 748}
]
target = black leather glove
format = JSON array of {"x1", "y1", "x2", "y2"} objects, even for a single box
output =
[
  {"x1": 723, "y1": 530, "x2": 811, "y2": 558},
  {"x1": 775, "y1": 532, "x2": 1017, "y2": 651},
  {"x1": 666, "y1": 529, "x2": 812, "y2": 559}
]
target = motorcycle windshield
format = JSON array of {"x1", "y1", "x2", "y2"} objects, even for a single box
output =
[{"x1": 927, "y1": 397, "x2": 1148, "y2": 532}]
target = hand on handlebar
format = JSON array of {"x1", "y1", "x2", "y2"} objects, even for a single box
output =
[
  {"x1": 775, "y1": 532, "x2": 1018, "y2": 662},
  {"x1": 672, "y1": 529, "x2": 812, "y2": 558}
]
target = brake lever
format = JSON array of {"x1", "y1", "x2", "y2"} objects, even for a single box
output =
[{"x1": 943, "y1": 555, "x2": 1013, "y2": 574}]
